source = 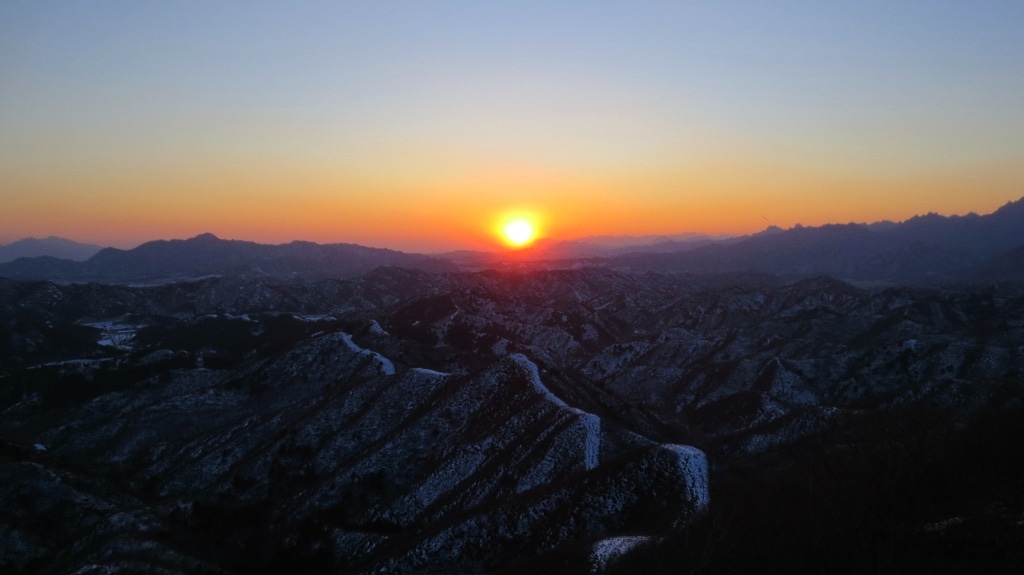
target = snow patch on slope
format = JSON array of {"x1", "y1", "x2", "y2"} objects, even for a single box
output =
[
  {"x1": 507, "y1": 353, "x2": 601, "y2": 471},
  {"x1": 590, "y1": 536, "x2": 656, "y2": 574},
  {"x1": 337, "y1": 332, "x2": 395, "y2": 375},
  {"x1": 660, "y1": 444, "x2": 710, "y2": 512},
  {"x1": 507, "y1": 353, "x2": 567, "y2": 408}
]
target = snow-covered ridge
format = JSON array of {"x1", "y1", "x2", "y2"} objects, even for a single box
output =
[
  {"x1": 660, "y1": 444, "x2": 711, "y2": 512},
  {"x1": 590, "y1": 536, "x2": 657, "y2": 574},
  {"x1": 507, "y1": 352, "x2": 568, "y2": 408},
  {"x1": 8, "y1": 329, "x2": 708, "y2": 574},
  {"x1": 336, "y1": 331, "x2": 395, "y2": 375}
]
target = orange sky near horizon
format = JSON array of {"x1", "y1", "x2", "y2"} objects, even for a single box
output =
[
  {"x1": 4, "y1": 151, "x2": 1021, "y2": 252},
  {"x1": 2, "y1": 2, "x2": 1023, "y2": 253}
]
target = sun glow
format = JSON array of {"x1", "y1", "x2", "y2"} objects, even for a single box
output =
[{"x1": 501, "y1": 218, "x2": 537, "y2": 248}]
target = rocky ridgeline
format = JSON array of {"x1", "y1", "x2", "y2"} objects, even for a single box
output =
[
  {"x1": 2, "y1": 267, "x2": 1022, "y2": 573},
  {"x1": 368, "y1": 271, "x2": 1024, "y2": 454},
  {"x1": 4, "y1": 269, "x2": 1023, "y2": 455},
  {"x1": 1, "y1": 331, "x2": 707, "y2": 574}
]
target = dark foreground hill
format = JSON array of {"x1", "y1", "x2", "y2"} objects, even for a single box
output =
[
  {"x1": 1, "y1": 336, "x2": 706, "y2": 574},
  {"x1": 1, "y1": 268, "x2": 1023, "y2": 573}
]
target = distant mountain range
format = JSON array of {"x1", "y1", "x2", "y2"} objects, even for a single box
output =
[
  {"x1": 1, "y1": 197, "x2": 1022, "y2": 284},
  {"x1": 0, "y1": 233, "x2": 456, "y2": 283},
  {"x1": 604, "y1": 198, "x2": 1024, "y2": 283},
  {"x1": 456, "y1": 198, "x2": 1024, "y2": 284},
  {"x1": 0, "y1": 236, "x2": 104, "y2": 263}
]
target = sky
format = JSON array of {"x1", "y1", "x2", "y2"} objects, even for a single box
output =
[{"x1": 2, "y1": 1, "x2": 1023, "y2": 252}]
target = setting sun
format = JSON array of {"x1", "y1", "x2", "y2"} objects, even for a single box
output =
[{"x1": 502, "y1": 218, "x2": 536, "y2": 248}]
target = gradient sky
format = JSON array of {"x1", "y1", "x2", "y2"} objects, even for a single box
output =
[{"x1": 2, "y1": 1, "x2": 1023, "y2": 252}]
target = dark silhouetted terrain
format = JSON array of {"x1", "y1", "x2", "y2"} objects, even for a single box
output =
[
  {"x1": 0, "y1": 237, "x2": 104, "y2": 263},
  {"x1": 2, "y1": 200, "x2": 1023, "y2": 573},
  {"x1": 2, "y1": 265, "x2": 1022, "y2": 573},
  {"x1": 0, "y1": 233, "x2": 457, "y2": 283}
]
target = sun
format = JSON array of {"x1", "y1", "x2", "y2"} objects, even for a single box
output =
[{"x1": 501, "y1": 218, "x2": 536, "y2": 248}]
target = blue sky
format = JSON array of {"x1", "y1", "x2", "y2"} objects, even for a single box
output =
[{"x1": 2, "y1": 1, "x2": 1022, "y2": 250}]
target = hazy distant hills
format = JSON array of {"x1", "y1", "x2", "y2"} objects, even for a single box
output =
[
  {"x1": 524, "y1": 233, "x2": 730, "y2": 259},
  {"x1": 441, "y1": 233, "x2": 728, "y2": 266},
  {"x1": 0, "y1": 233, "x2": 456, "y2": 283},
  {"x1": 0, "y1": 236, "x2": 104, "y2": 263},
  {"x1": 961, "y1": 243, "x2": 1024, "y2": 283},
  {"x1": 606, "y1": 197, "x2": 1024, "y2": 283},
  {"x1": 1, "y1": 198, "x2": 1023, "y2": 284}
]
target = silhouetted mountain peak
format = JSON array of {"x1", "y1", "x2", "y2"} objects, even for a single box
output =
[
  {"x1": 0, "y1": 236, "x2": 105, "y2": 263},
  {"x1": 0, "y1": 235, "x2": 457, "y2": 283},
  {"x1": 992, "y1": 196, "x2": 1024, "y2": 218},
  {"x1": 602, "y1": 196, "x2": 1024, "y2": 283}
]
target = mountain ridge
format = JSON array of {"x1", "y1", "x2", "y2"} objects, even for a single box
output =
[
  {"x1": 0, "y1": 236, "x2": 105, "y2": 263},
  {"x1": 603, "y1": 196, "x2": 1024, "y2": 282},
  {"x1": 1, "y1": 265, "x2": 1022, "y2": 572},
  {"x1": 0, "y1": 233, "x2": 457, "y2": 283},
  {"x1": 1, "y1": 197, "x2": 1022, "y2": 284}
]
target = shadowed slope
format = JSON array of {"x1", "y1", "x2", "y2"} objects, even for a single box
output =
[{"x1": 1, "y1": 331, "x2": 707, "y2": 574}]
